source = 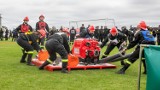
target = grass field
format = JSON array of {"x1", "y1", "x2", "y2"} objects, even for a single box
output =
[{"x1": 0, "y1": 40, "x2": 146, "y2": 90}]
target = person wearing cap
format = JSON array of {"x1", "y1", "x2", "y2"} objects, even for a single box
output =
[
  {"x1": 16, "y1": 30, "x2": 44, "y2": 66},
  {"x1": 36, "y1": 15, "x2": 49, "y2": 49},
  {"x1": 79, "y1": 25, "x2": 95, "y2": 38},
  {"x1": 100, "y1": 27, "x2": 127, "y2": 60},
  {"x1": 15, "y1": 16, "x2": 33, "y2": 33},
  {"x1": 117, "y1": 21, "x2": 155, "y2": 74}
]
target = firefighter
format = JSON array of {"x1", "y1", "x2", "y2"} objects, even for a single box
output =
[
  {"x1": 100, "y1": 27, "x2": 127, "y2": 60},
  {"x1": 15, "y1": 17, "x2": 33, "y2": 33},
  {"x1": 36, "y1": 15, "x2": 49, "y2": 49},
  {"x1": 39, "y1": 31, "x2": 70, "y2": 73},
  {"x1": 49, "y1": 26, "x2": 57, "y2": 36},
  {"x1": 16, "y1": 30, "x2": 44, "y2": 66},
  {"x1": 69, "y1": 26, "x2": 76, "y2": 43},
  {"x1": 117, "y1": 21, "x2": 155, "y2": 74},
  {"x1": 121, "y1": 26, "x2": 134, "y2": 43},
  {"x1": 80, "y1": 25, "x2": 95, "y2": 38}
]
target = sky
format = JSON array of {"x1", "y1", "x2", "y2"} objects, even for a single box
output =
[{"x1": 0, "y1": 0, "x2": 160, "y2": 30}]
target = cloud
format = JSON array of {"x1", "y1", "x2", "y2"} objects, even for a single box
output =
[{"x1": 0, "y1": 0, "x2": 160, "y2": 29}]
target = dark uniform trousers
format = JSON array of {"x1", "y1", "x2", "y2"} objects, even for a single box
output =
[{"x1": 17, "y1": 38, "x2": 34, "y2": 65}]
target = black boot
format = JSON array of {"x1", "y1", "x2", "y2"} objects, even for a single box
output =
[
  {"x1": 26, "y1": 54, "x2": 34, "y2": 66},
  {"x1": 142, "y1": 60, "x2": 147, "y2": 74},
  {"x1": 20, "y1": 53, "x2": 27, "y2": 63},
  {"x1": 117, "y1": 63, "x2": 130, "y2": 74},
  {"x1": 20, "y1": 49, "x2": 27, "y2": 63},
  {"x1": 39, "y1": 61, "x2": 50, "y2": 70},
  {"x1": 61, "y1": 62, "x2": 68, "y2": 73},
  {"x1": 121, "y1": 61, "x2": 125, "y2": 65}
]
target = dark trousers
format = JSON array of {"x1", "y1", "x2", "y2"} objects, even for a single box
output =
[
  {"x1": 104, "y1": 42, "x2": 122, "y2": 55},
  {"x1": 45, "y1": 39, "x2": 68, "y2": 61},
  {"x1": 17, "y1": 38, "x2": 34, "y2": 52}
]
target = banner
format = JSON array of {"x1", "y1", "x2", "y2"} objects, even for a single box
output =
[{"x1": 144, "y1": 45, "x2": 160, "y2": 90}]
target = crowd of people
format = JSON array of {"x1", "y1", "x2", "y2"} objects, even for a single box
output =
[{"x1": 1, "y1": 15, "x2": 160, "y2": 74}]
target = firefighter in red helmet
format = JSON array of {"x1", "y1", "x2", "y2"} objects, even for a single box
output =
[
  {"x1": 36, "y1": 15, "x2": 49, "y2": 49},
  {"x1": 15, "y1": 16, "x2": 33, "y2": 33},
  {"x1": 117, "y1": 21, "x2": 155, "y2": 74},
  {"x1": 17, "y1": 31, "x2": 42, "y2": 66},
  {"x1": 100, "y1": 27, "x2": 127, "y2": 62},
  {"x1": 80, "y1": 25, "x2": 95, "y2": 38}
]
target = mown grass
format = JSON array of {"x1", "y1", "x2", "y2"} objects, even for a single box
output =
[{"x1": 0, "y1": 40, "x2": 146, "y2": 90}]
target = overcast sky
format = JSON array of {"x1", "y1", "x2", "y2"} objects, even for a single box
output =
[{"x1": 0, "y1": 0, "x2": 160, "y2": 29}]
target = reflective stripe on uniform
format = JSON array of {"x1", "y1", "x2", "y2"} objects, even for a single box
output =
[
  {"x1": 47, "y1": 59, "x2": 52, "y2": 63},
  {"x1": 62, "y1": 59, "x2": 68, "y2": 62},
  {"x1": 103, "y1": 54, "x2": 108, "y2": 57},
  {"x1": 124, "y1": 60, "x2": 132, "y2": 65},
  {"x1": 25, "y1": 31, "x2": 32, "y2": 35},
  {"x1": 28, "y1": 41, "x2": 32, "y2": 44},
  {"x1": 40, "y1": 46, "x2": 45, "y2": 48},
  {"x1": 27, "y1": 51, "x2": 34, "y2": 54}
]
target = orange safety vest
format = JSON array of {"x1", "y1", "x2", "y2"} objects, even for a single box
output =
[
  {"x1": 38, "y1": 21, "x2": 46, "y2": 30},
  {"x1": 21, "y1": 24, "x2": 29, "y2": 33}
]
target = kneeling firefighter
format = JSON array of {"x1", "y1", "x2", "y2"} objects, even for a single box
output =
[
  {"x1": 17, "y1": 30, "x2": 45, "y2": 66},
  {"x1": 117, "y1": 21, "x2": 155, "y2": 74},
  {"x1": 39, "y1": 31, "x2": 70, "y2": 73}
]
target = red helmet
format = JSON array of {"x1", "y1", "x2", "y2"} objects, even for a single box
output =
[
  {"x1": 88, "y1": 25, "x2": 95, "y2": 32},
  {"x1": 23, "y1": 17, "x2": 29, "y2": 21},
  {"x1": 110, "y1": 27, "x2": 118, "y2": 35},
  {"x1": 39, "y1": 15, "x2": 45, "y2": 18},
  {"x1": 139, "y1": 21, "x2": 147, "y2": 30},
  {"x1": 38, "y1": 29, "x2": 46, "y2": 38}
]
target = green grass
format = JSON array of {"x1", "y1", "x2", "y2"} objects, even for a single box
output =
[{"x1": 0, "y1": 40, "x2": 146, "y2": 90}]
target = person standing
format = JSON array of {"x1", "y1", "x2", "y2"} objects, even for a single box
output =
[
  {"x1": 69, "y1": 26, "x2": 76, "y2": 44},
  {"x1": 15, "y1": 17, "x2": 33, "y2": 33},
  {"x1": 36, "y1": 15, "x2": 49, "y2": 49}
]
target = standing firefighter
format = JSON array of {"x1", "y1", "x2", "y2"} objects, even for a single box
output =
[
  {"x1": 39, "y1": 32, "x2": 70, "y2": 73},
  {"x1": 15, "y1": 17, "x2": 33, "y2": 33},
  {"x1": 117, "y1": 21, "x2": 155, "y2": 74},
  {"x1": 36, "y1": 15, "x2": 49, "y2": 49},
  {"x1": 100, "y1": 27, "x2": 127, "y2": 65},
  {"x1": 69, "y1": 26, "x2": 76, "y2": 43},
  {"x1": 17, "y1": 30, "x2": 44, "y2": 66}
]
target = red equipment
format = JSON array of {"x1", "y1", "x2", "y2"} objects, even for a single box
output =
[{"x1": 71, "y1": 38, "x2": 100, "y2": 65}]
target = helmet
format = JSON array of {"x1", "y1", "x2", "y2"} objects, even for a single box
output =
[
  {"x1": 88, "y1": 25, "x2": 95, "y2": 33},
  {"x1": 38, "y1": 29, "x2": 46, "y2": 38},
  {"x1": 110, "y1": 27, "x2": 118, "y2": 35},
  {"x1": 39, "y1": 15, "x2": 45, "y2": 18},
  {"x1": 139, "y1": 21, "x2": 147, "y2": 30},
  {"x1": 23, "y1": 17, "x2": 29, "y2": 21}
]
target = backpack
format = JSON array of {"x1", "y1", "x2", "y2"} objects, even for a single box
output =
[{"x1": 141, "y1": 30, "x2": 155, "y2": 41}]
